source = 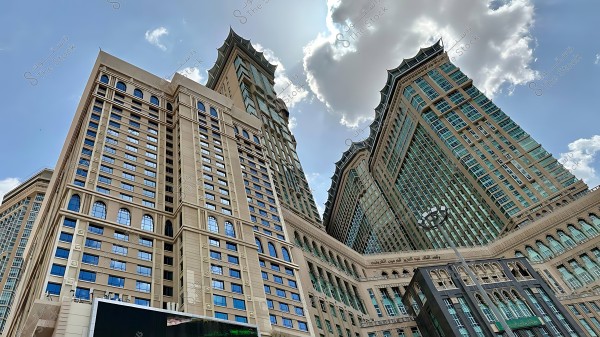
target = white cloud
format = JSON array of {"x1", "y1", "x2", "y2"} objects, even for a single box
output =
[
  {"x1": 0, "y1": 178, "x2": 21, "y2": 203},
  {"x1": 595, "y1": 53, "x2": 600, "y2": 65},
  {"x1": 559, "y1": 135, "x2": 600, "y2": 188},
  {"x1": 303, "y1": 0, "x2": 536, "y2": 127},
  {"x1": 177, "y1": 67, "x2": 204, "y2": 84},
  {"x1": 253, "y1": 44, "x2": 309, "y2": 108},
  {"x1": 306, "y1": 172, "x2": 331, "y2": 216},
  {"x1": 288, "y1": 116, "x2": 298, "y2": 130},
  {"x1": 145, "y1": 27, "x2": 169, "y2": 51}
]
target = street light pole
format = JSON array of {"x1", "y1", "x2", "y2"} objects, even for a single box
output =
[{"x1": 418, "y1": 206, "x2": 516, "y2": 337}]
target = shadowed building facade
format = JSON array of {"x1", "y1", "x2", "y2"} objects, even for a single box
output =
[
  {"x1": 206, "y1": 29, "x2": 322, "y2": 227},
  {"x1": 403, "y1": 258, "x2": 583, "y2": 336},
  {"x1": 324, "y1": 41, "x2": 587, "y2": 252},
  {"x1": 3, "y1": 31, "x2": 600, "y2": 337},
  {"x1": 0, "y1": 169, "x2": 52, "y2": 334}
]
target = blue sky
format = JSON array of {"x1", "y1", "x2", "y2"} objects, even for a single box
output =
[{"x1": 1, "y1": 0, "x2": 599, "y2": 213}]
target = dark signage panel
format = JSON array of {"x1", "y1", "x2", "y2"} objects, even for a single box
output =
[{"x1": 91, "y1": 300, "x2": 259, "y2": 337}]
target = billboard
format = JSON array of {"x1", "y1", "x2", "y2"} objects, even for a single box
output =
[{"x1": 89, "y1": 299, "x2": 259, "y2": 337}]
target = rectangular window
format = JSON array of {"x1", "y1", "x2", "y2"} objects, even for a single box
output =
[
  {"x1": 136, "y1": 281, "x2": 151, "y2": 293},
  {"x1": 233, "y1": 298, "x2": 246, "y2": 310},
  {"x1": 112, "y1": 245, "x2": 128, "y2": 256},
  {"x1": 100, "y1": 163, "x2": 114, "y2": 174},
  {"x1": 85, "y1": 238, "x2": 102, "y2": 249},
  {"x1": 212, "y1": 280, "x2": 224, "y2": 290},
  {"x1": 125, "y1": 144, "x2": 138, "y2": 152},
  {"x1": 88, "y1": 224, "x2": 104, "y2": 235},
  {"x1": 121, "y1": 182, "x2": 134, "y2": 191},
  {"x1": 211, "y1": 264, "x2": 223, "y2": 275},
  {"x1": 137, "y1": 265, "x2": 152, "y2": 276},
  {"x1": 213, "y1": 295, "x2": 227, "y2": 307},
  {"x1": 123, "y1": 162, "x2": 136, "y2": 171},
  {"x1": 110, "y1": 260, "x2": 126, "y2": 271},
  {"x1": 120, "y1": 193, "x2": 133, "y2": 202},
  {"x1": 231, "y1": 283, "x2": 243, "y2": 294},
  {"x1": 229, "y1": 269, "x2": 241, "y2": 278},
  {"x1": 107, "y1": 275, "x2": 125, "y2": 287},
  {"x1": 63, "y1": 218, "x2": 76, "y2": 228},
  {"x1": 138, "y1": 251, "x2": 152, "y2": 261},
  {"x1": 82, "y1": 253, "x2": 99, "y2": 265},
  {"x1": 58, "y1": 232, "x2": 73, "y2": 243}
]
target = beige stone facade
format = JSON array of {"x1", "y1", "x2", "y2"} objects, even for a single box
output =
[
  {"x1": 0, "y1": 169, "x2": 52, "y2": 334},
  {"x1": 4, "y1": 32, "x2": 600, "y2": 337},
  {"x1": 289, "y1": 187, "x2": 600, "y2": 336}
]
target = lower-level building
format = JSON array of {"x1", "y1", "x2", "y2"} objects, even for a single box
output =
[
  {"x1": 403, "y1": 257, "x2": 583, "y2": 336},
  {"x1": 286, "y1": 186, "x2": 600, "y2": 337}
]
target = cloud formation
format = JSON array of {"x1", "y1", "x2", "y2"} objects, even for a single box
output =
[
  {"x1": 145, "y1": 27, "x2": 169, "y2": 51},
  {"x1": 559, "y1": 135, "x2": 600, "y2": 188},
  {"x1": 253, "y1": 44, "x2": 309, "y2": 108},
  {"x1": 288, "y1": 116, "x2": 298, "y2": 130},
  {"x1": 303, "y1": 0, "x2": 536, "y2": 127},
  {"x1": 306, "y1": 172, "x2": 331, "y2": 216},
  {"x1": 0, "y1": 177, "x2": 20, "y2": 203},
  {"x1": 178, "y1": 67, "x2": 204, "y2": 84},
  {"x1": 595, "y1": 53, "x2": 600, "y2": 65}
]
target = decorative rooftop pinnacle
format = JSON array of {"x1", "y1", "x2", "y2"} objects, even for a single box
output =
[
  {"x1": 323, "y1": 39, "x2": 444, "y2": 227},
  {"x1": 206, "y1": 28, "x2": 277, "y2": 89}
]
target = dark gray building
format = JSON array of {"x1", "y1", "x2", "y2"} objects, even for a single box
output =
[{"x1": 402, "y1": 257, "x2": 583, "y2": 336}]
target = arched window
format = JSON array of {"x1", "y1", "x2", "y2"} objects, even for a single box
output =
[
  {"x1": 546, "y1": 235, "x2": 565, "y2": 254},
  {"x1": 311, "y1": 241, "x2": 319, "y2": 256},
  {"x1": 100, "y1": 75, "x2": 109, "y2": 84},
  {"x1": 253, "y1": 135, "x2": 260, "y2": 144},
  {"x1": 197, "y1": 102, "x2": 206, "y2": 111},
  {"x1": 242, "y1": 130, "x2": 250, "y2": 139},
  {"x1": 282, "y1": 247, "x2": 291, "y2": 262},
  {"x1": 166, "y1": 103, "x2": 173, "y2": 111},
  {"x1": 208, "y1": 216, "x2": 219, "y2": 233},
  {"x1": 329, "y1": 252, "x2": 336, "y2": 265},
  {"x1": 535, "y1": 241, "x2": 554, "y2": 259},
  {"x1": 116, "y1": 81, "x2": 127, "y2": 92},
  {"x1": 150, "y1": 96, "x2": 159, "y2": 106},
  {"x1": 117, "y1": 208, "x2": 131, "y2": 226},
  {"x1": 255, "y1": 238, "x2": 263, "y2": 253},
  {"x1": 210, "y1": 107, "x2": 218, "y2": 118},
  {"x1": 525, "y1": 246, "x2": 542, "y2": 262},
  {"x1": 165, "y1": 220, "x2": 174, "y2": 237},
  {"x1": 91, "y1": 201, "x2": 107, "y2": 219},
  {"x1": 268, "y1": 242, "x2": 278, "y2": 258},
  {"x1": 294, "y1": 231, "x2": 302, "y2": 246},
  {"x1": 133, "y1": 88, "x2": 143, "y2": 98},
  {"x1": 557, "y1": 230, "x2": 576, "y2": 248},
  {"x1": 67, "y1": 194, "x2": 81, "y2": 212},
  {"x1": 579, "y1": 220, "x2": 598, "y2": 236},
  {"x1": 568, "y1": 224, "x2": 587, "y2": 241},
  {"x1": 141, "y1": 214, "x2": 154, "y2": 231},
  {"x1": 234, "y1": 126, "x2": 239, "y2": 134},
  {"x1": 589, "y1": 214, "x2": 600, "y2": 229},
  {"x1": 515, "y1": 251, "x2": 525, "y2": 258},
  {"x1": 225, "y1": 221, "x2": 235, "y2": 238},
  {"x1": 321, "y1": 247, "x2": 328, "y2": 261}
]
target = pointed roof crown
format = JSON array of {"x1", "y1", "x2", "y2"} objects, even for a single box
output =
[{"x1": 207, "y1": 28, "x2": 277, "y2": 89}]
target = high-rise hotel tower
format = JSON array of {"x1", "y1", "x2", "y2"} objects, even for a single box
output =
[
  {"x1": 6, "y1": 43, "x2": 314, "y2": 336},
  {"x1": 324, "y1": 41, "x2": 587, "y2": 253},
  {"x1": 4, "y1": 31, "x2": 597, "y2": 337},
  {"x1": 206, "y1": 29, "x2": 322, "y2": 226}
]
